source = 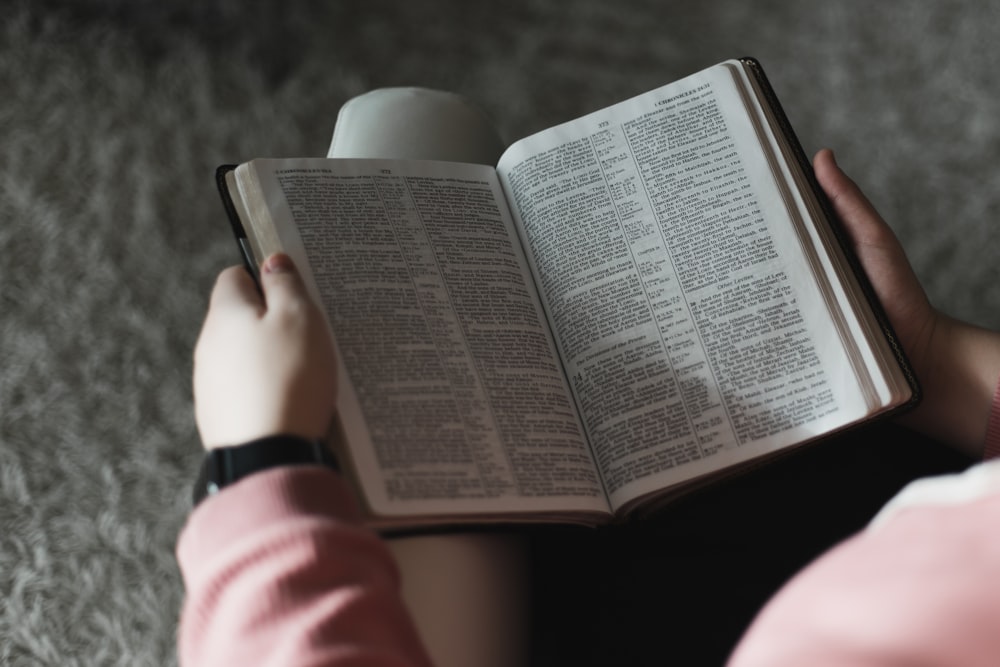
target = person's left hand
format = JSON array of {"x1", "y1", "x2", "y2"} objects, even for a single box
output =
[
  {"x1": 814, "y1": 149, "x2": 1000, "y2": 456},
  {"x1": 193, "y1": 253, "x2": 337, "y2": 450}
]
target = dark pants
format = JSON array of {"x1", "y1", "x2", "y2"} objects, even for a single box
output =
[{"x1": 529, "y1": 423, "x2": 972, "y2": 666}]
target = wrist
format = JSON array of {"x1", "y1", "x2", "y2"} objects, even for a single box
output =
[
  {"x1": 901, "y1": 315, "x2": 1000, "y2": 457},
  {"x1": 198, "y1": 411, "x2": 335, "y2": 452},
  {"x1": 192, "y1": 434, "x2": 339, "y2": 507}
]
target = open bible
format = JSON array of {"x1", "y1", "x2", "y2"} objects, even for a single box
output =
[{"x1": 216, "y1": 58, "x2": 918, "y2": 529}]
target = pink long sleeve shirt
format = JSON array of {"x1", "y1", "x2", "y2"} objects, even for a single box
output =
[
  {"x1": 176, "y1": 468, "x2": 433, "y2": 667},
  {"x1": 177, "y1": 383, "x2": 1000, "y2": 666}
]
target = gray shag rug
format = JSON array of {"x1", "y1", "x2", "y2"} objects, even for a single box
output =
[{"x1": 2, "y1": 0, "x2": 999, "y2": 664}]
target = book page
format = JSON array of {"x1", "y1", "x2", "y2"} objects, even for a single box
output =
[
  {"x1": 497, "y1": 62, "x2": 878, "y2": 511},
  {"x1": 236, "y1": 158, "x2": 609, "y2": 519}
]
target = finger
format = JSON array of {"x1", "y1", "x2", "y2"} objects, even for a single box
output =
[
  {"x1": 209, "y1": 265, "x2": 265, "y2": 315},
  {"x1": 259, "y1": 253, "x2": 312, "y2": 311},
  {"x1": 814, "y1": 149, "x2": 928, "y2": 314}
]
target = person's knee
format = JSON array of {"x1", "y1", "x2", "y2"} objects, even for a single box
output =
[{"x1": 328, "y1": 87, "x2": 504, "y2": 163}]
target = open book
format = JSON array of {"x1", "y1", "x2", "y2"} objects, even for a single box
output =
[{"x1": 217, "y1": 58, "x2": 918, "y2": 529}]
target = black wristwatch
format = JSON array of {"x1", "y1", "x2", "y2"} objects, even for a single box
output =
[{"x1": 192, "y1": 434, "x2": 339, "y2": 507}]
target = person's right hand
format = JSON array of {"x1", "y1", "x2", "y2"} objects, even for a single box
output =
[
  {"x1": 814, "y1": 149, "x2": 1000, "y2": 457},
  {"x1": 193, "y1": 253, "x2": 338, "y2": 450}
]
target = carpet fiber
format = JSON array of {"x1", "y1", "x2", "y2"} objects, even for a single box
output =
[{"x1": 2, "y1": 1, "x2": 998, "y2": 664}]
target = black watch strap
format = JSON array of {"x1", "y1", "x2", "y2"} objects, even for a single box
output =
[{"x1": 192, "y1": 434, "x2": 339, "y2": 507}]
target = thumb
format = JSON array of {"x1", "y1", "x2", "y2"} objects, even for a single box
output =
[
  {"x1": 259, "y1": 252, "x2": 310, "y2": 308},
  {"x1": 814, "y1": 149, "x2": 872, "y2": 226},
  {"x1": 814, "y1": 149, "x2": 903, "y2": 254}
]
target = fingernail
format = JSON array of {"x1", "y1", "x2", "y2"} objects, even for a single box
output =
[{"x1": 263, "y1": 253, "x2": 294, "y2": 274}]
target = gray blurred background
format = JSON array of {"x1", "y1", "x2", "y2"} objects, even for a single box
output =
[{"x1": 2, "y1": 0, "x2": 998, "y2": 664}]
